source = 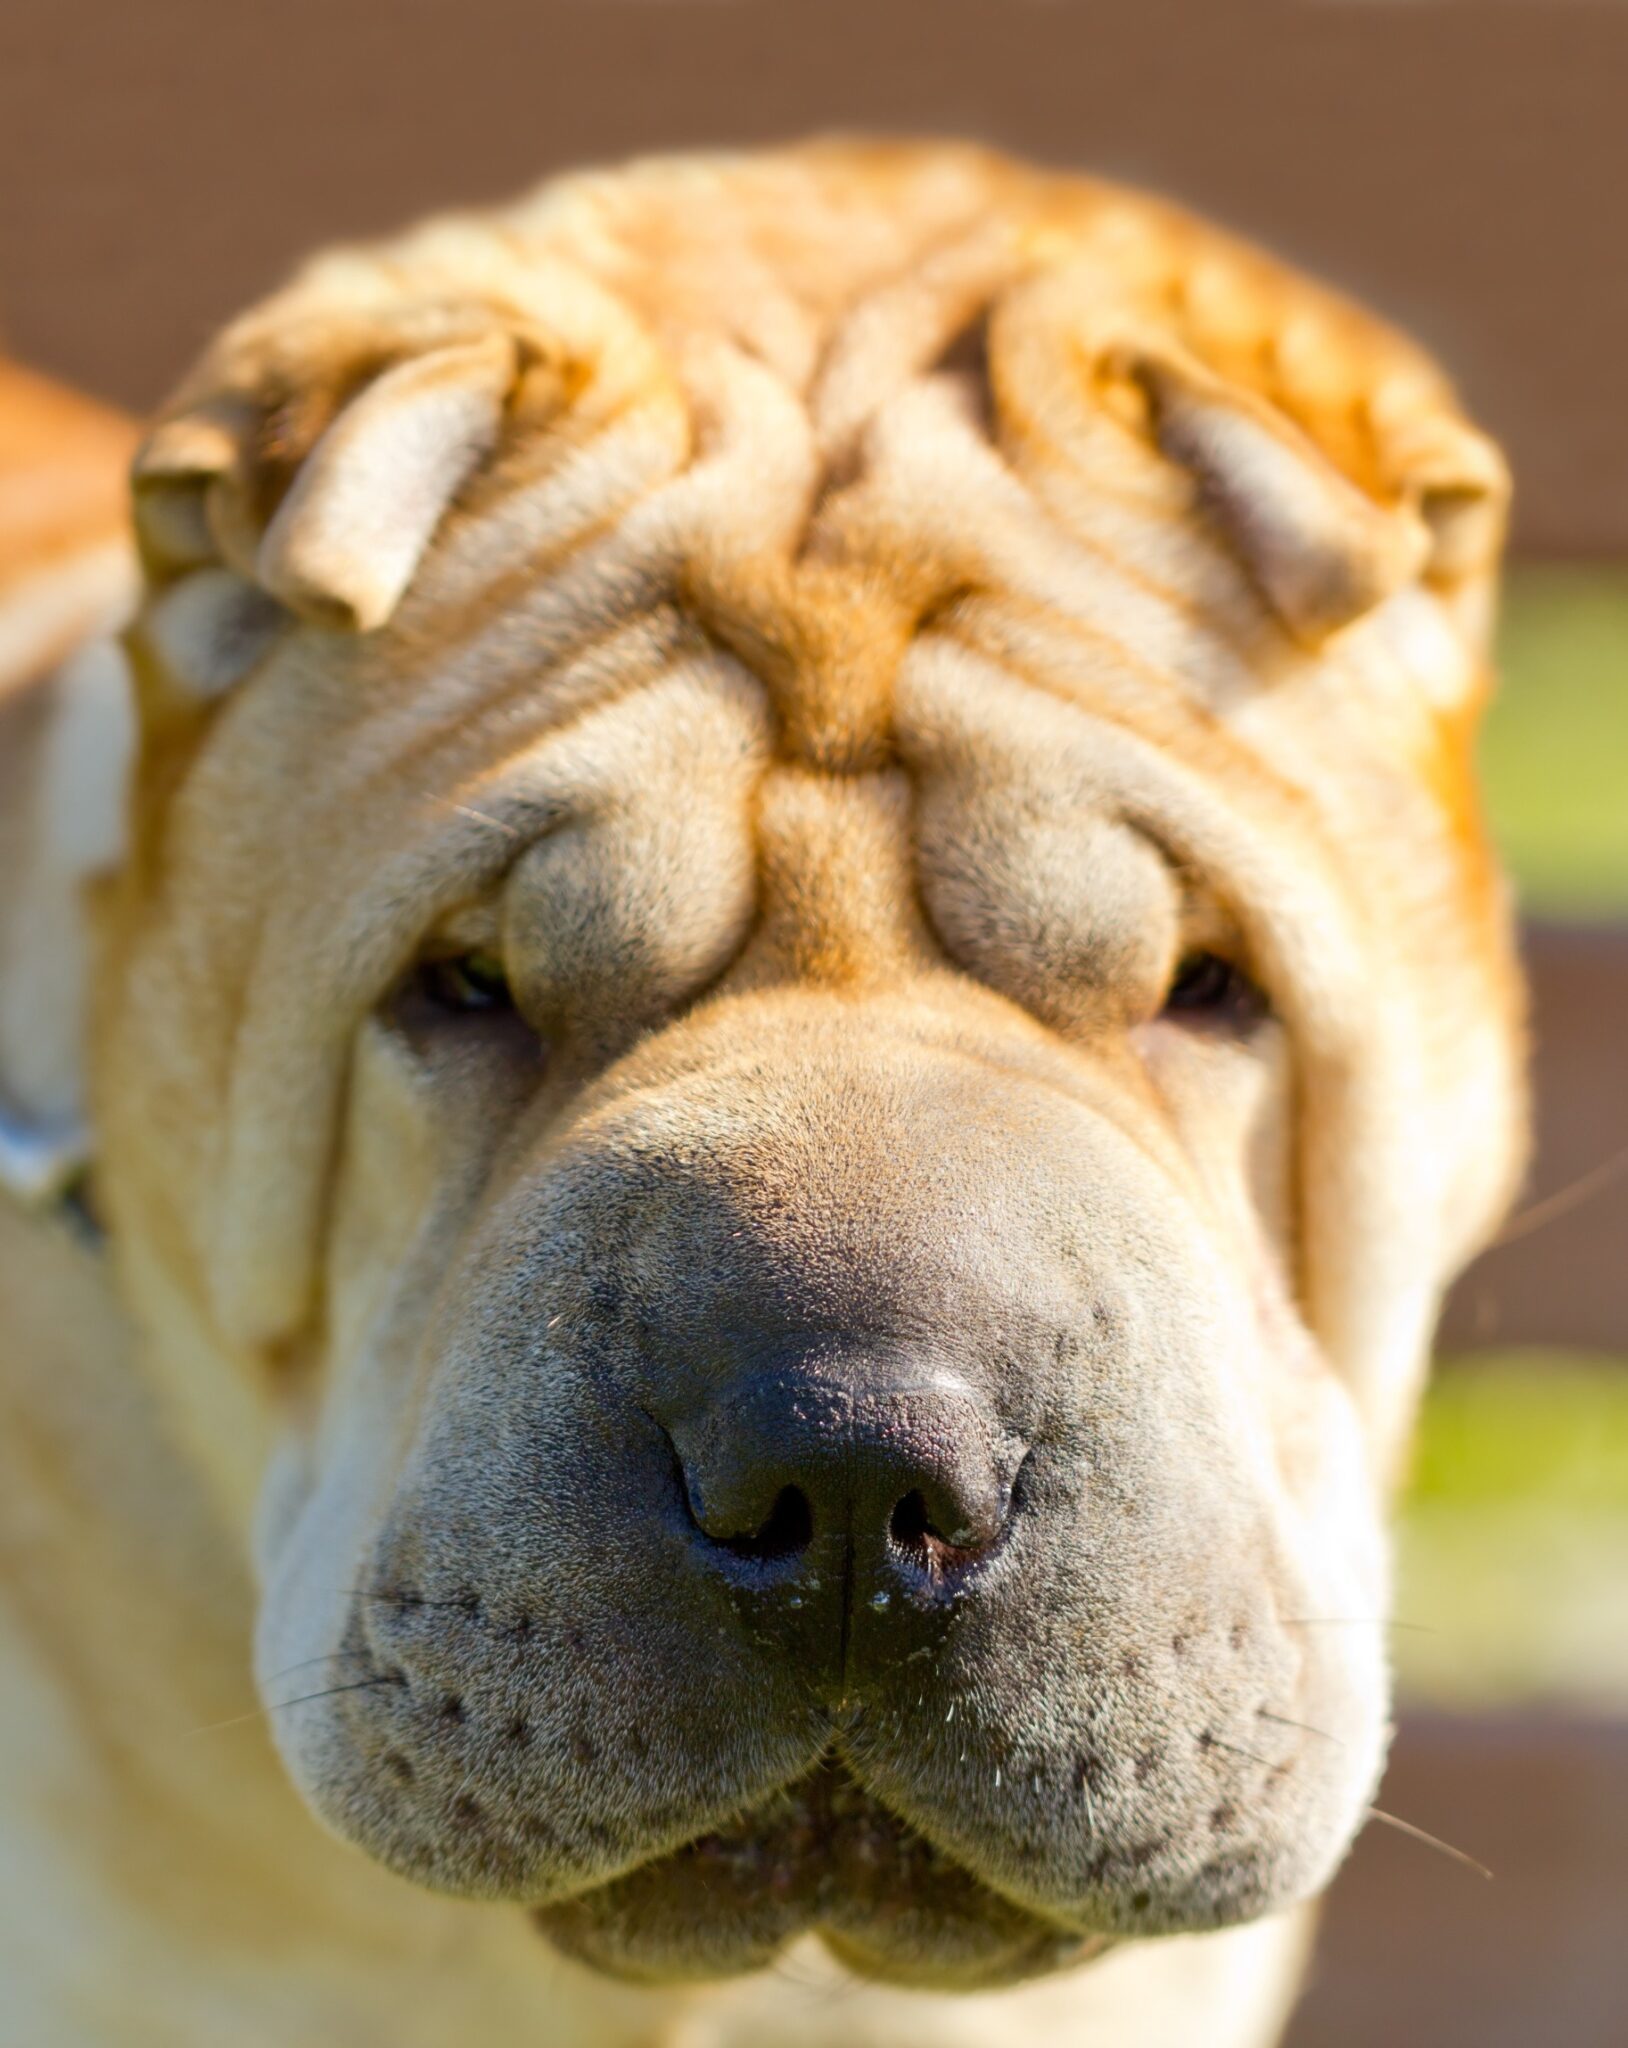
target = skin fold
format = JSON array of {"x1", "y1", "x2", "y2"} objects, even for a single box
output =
[{"x1": 0, "y1": 141, "x2": 1524, "y2": 2046}]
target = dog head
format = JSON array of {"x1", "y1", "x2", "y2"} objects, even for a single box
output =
[{"x1": 92, "y1": 143, "x2": 1522, "y2": 1986}]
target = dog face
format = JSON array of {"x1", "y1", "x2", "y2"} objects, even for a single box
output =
[{"x1": 96, "y1": 144, "x2": 1523, "y2": 1988}]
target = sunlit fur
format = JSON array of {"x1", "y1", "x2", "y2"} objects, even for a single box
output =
[{"x1": 1, "y1": 143, "x2": 1523, "y2": 2046}]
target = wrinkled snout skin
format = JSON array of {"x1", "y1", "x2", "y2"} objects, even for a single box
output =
[{"x1": 87, "y1": 140, "x2": 1525, "y2": 2025}]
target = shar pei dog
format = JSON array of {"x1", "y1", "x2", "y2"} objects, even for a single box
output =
[{"x1": 0, "y1": 142, "x2": 1524, "y2": 2046}]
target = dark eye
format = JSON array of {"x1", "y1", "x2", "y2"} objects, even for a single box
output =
[
  {"x1": 415, "y1": 950, "x2": 513, "y2": 1015},
  {"x1": 1161, "y1": 951, "x2": 1266, "y2": 1028}
]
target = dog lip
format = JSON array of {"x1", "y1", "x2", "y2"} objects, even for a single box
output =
[{"x1": 529, "y1": 1758, "x2": 1110, "y2": 1987}]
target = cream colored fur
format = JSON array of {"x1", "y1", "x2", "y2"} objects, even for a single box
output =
[{"x1": 0, "y1": 142, "x2": 1524, "y2": 2046}]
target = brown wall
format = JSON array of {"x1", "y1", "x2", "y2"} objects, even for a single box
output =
[
  {"x1": 1442, "y1": 924, "x2": 1628, "y2": 1358},
  {"x1": 2, "y1": 0, "x2": 1625, "y2": 558}
]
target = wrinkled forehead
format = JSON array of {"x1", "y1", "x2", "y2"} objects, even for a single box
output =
[
  {"x1": 128, "y1": 141, "x2": 1498, "y2": 906},
  {"x1": 132, "y1": 308, "x2": 1307, "y2": 855},
  {"x1": 126, "y1": 287, "x2": 1402, "y2": 1109}
]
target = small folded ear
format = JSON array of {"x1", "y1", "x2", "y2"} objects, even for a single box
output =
[
  {"x1": 1105, "y1": 337, "x2": 1507, "y2": 645},
  {"x1": 1368, "y1": 386, "x2": 1511, "y2": 586},
  {"x1": 256, "y1": 332, "x2": 517, "y2": 630},
  {"x1": 132, "y1": 320, "x2": 522, "y2": 634}
]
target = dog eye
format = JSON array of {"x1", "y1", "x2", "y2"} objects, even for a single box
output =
[
  {"x1": 1161, "y1": 951, "x2": 1266, "y2": 1027},
  {"x1": 415, "y1": 950, "x2": 513, "y2": 1015}
]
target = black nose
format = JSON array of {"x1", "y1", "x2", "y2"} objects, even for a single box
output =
[{"x1": 665, "y1": 1369, "x2": 1019, "y2": 1607}]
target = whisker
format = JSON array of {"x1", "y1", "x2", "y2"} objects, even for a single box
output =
[
  {"x1": 347, "y1": 1588, "x2": 475, "y2": 1612},
  {"x1": 1490, "y1": 1144, "x2": 1628, "y2": 1249},
  {"x1": 188, "y1": 1676, "x2": 399, "y2": 1738},
  {"x1": 257, "y1": 1649, "x2": 370, "y2": 1689},
  {"x1": 272, "y1": 1677, "x2": 402, "y2": 1712},
  {"x1": 1365, "y1": 1804, "x2": 1493, "y2": 1880},
  {"x1": 417, "y1": 790, "x2": 521, "y2": 840},
  {"x1": 1256, "y1": 1711, "x2": 1344, "y2": 1746}
]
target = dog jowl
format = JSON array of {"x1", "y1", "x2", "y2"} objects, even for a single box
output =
[{"x1": 94, "y1": 143, "x2": 1524, "y2": 1992}]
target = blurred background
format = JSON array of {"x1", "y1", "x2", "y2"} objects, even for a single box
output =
[{"x1": 3, "y1": 2, "x2": 1622, "y2": 2038}]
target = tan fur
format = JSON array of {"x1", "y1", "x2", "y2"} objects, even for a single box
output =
[{"x1": 1, "y1": 143, "x2": 1523, "y2": 2045}]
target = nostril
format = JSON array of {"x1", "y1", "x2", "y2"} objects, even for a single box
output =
[
  {"x1": 654, "y1": 1411, "x2": 816, "y2": 1564},
  {"x1": 716, "y1": 1484, "x2": 814, "y2": 1563},
  {"x1": 889, "y1": 1490, "x2": 934, "y2": 1549},
  {"x1": 888, "y1": 1488, "x2": 993, "y2": 1570}
]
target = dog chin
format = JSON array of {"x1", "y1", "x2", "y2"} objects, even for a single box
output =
[{"x1": 531, "y1": 1763, "x2": 1114, "y2": 1991}]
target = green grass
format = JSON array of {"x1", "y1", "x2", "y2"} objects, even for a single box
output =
[
  {"x1": 1484, "y1": 568, "x2": 1628, "y2": 917},
  {"x1": 1395, "y1": 1356, "x2": 1628, "y2": 1709},
  {"x1": 1408, "y1": 1353, "x2": 1628, "y2": 1512}
]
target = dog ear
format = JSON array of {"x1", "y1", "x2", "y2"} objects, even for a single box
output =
[
  {"x1": 131, "y1": 316, "x2": 522, "y2": 637},
  {"x1": 1108, "y1": 336, "x2": 1508, "y2": 645},
  {"x1": 257, "y1": 332, "x2": 518, "y2": 630}
]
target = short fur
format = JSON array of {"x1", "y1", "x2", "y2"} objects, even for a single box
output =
[{"x1": 0, "y1": 142, "x2": 1523, "y2": 2046}]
